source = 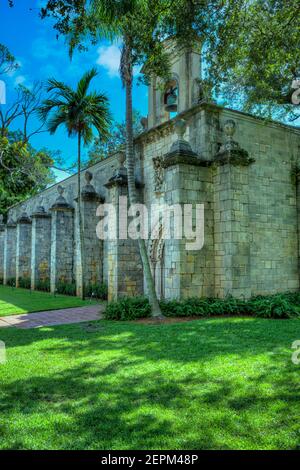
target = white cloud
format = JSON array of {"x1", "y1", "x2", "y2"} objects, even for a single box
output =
[
  {"x1": 31, "y1": 37, "x2": 64, "y2": 60},
  {"x1": 96, "y1": 45, "x2": 121, "y2": 77},
  {"x1": 96, "y1": 44, "x2": 141, "y2": 78}
]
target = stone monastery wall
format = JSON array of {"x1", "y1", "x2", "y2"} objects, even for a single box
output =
[{"x1": 1, "y1": 102, "x2": 300, "y2": 301}]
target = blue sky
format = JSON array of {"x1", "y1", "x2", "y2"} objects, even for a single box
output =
[{"x1": 0, "y1": 0, "x2": 148, "y2": 180}]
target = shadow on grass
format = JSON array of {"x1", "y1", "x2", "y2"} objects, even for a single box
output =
[{"x1": 0, "y1": 318, "x2": 300, "y2": 449}]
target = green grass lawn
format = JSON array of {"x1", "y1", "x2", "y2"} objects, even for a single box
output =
[
  {"x1": 0, "y1": 317, "x2": 299, "y2": 450},
  {"x1": 0, "y1": 285, "x2": 97, "y2": 316}
]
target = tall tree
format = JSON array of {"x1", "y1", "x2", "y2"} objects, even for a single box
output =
[
  {"x1": 38, "y1": 68, "x2": 111, "y2": 299},
  {"x1": 41, "y1": 0, "x2": 169, "y2": 318},
  {"x1": 0, "y1": 133, "x2": 55, "y2": 218},
  {"x1": 162, "y1": 0, "x2": 300, "y2": 122}
]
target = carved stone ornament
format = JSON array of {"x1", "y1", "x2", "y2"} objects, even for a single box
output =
[
  {"x1": 50, "y1": 185, "x2": 73, "y2": 211},
  {"x1": 152, "y1": 156, "x2": 165, "y2": 193},
  {"x1": 214, "y1": 119, "x2": 255, "y2": 166}
]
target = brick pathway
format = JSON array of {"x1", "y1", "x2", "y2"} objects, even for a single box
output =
[{"x1": 0, "y1": 305, "x2": 104, "y2": 329}]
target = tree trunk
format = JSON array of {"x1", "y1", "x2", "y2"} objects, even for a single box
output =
[
  {"x1": 77, "y1": 131, "x2": 85, "y2": 300},
  {"x1": 124, "y1": 41, "x2": 163, "y2": 319}
]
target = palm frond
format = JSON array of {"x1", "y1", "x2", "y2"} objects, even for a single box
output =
[
  {"x1": 76, "y1": 68, "x2": 98, "y2": 99},
  {"x1": 39, "y1": 68, "x2": 111, "y2": 144}
]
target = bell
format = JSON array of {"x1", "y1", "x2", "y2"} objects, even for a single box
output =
[{"x1": 165, "y1": 93, "x2": 178, "y2": 113}]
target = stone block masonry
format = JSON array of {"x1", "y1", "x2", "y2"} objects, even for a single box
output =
[
  {"x1": 3, "y1": 219, "x2": 17, "y2": 285},
  {"x1": 1, "y1": 87, "x2": 299, "y2": 301},
  {"x1": 31, "y1": 206, "x2": 51, "y2": 290},
  {"x1": 16, "y1": 212, "x2": 32, "y2": 287},
  {"x1": 50, "y1": 192, "x2": 74, "y2": 294}
]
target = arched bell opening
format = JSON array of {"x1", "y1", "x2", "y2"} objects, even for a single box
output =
[{"x1": 163, "y1": 78, "x2": 179, "y2": 118}]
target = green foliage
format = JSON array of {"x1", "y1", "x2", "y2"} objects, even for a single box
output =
[
  {"x1": 18, "y1": 277, "x2": 31, "y2": 290},
  {"x1": 0, "y1": 43, "x2": 19, "y2": 75},
  {"x1": 6, "y1": 277, "x2": 16, "y2": 287},
  {"x1": 105, "y1": 296, "x2": 152, "y2": 321},
  {"x1": 56, "y1": 281, "x2": 77, "y2": 297},
  {"x1": 35, "y1": 279, "x2": 50, "y2": 293},
  {"x1": 164, "y1": 0, "x2": 300, "y2": 122},
  {"x1": 0, "y1": 133, "x2": 55, "y2": 217},
  {"x1": 84, "y1": 283, "x2": 108, "y2": 300},
  {"x1": 39, "y1": 68, "x2": 111, "y2": 146},
  {"x1": 249, "y1": 294, "x2": 299, "y2": 319},
  {"x1": 87, "y1": 111, "x2": 143, "y2": 164},
  {"x1": 104, "y1": 293, "x2": 300, "y2": 321}
]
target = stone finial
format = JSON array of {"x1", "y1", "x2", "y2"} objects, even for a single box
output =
[
  {"x1": 21, "y1": 205, "x2": 27, "y2": 217},
  {"x1": 36, "y1": 197, "x2": 46, "y2": 214},
  {"x1": 140, "y1": 117, "x2": 148, "y2": 131},
  {"x1": 6, "y1": 214, "x2": 16, "y2": 227},
  {"x1": 174, "y1": 119, "x2": 187, "y2": 141},
  {"x1": 78, "y1": 170, "x2": 104, "y2": 202},
  {"x1": 215, "y1": 119, "x2": 254, "y2": 166},
  {"x1": 50, "y1": 185, "x2": 73, "y2": 211},
  {"x1": 105, "y1": 151, "x2": 128, "y2": 188},
  {"x1": 17, "y1": 205, "x2": 31, "y2": 224},
  {"x1": 164, "y1": 118, "x2": 199, "y2": 166},
  {"x1": 57, "y1": 185, "x2": 64, "y2": 197},
  {"x1": 81, "y1": 170, "x2": 101, "y2": 200},
  {"x1": 85, "y1": 170, "x2": 93, "y2": 184}
]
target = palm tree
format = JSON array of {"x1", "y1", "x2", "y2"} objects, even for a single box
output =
[
  {"x1": 38, "y1": 68, "x2": 111, "y2": 299},
  {"x1": 90, "y1": 0, "x2": 164, "y2": 318}
]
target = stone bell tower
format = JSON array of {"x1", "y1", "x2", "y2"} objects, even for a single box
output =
[{"x1": 145, "y1": 38, "x2": 202, "y2": 129}]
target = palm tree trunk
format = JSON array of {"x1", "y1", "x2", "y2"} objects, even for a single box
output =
[
  {"x1": 78, "y1": 130, "x2": 85, "y2": 300},
  {"x1": 124, "y1": 41, "x2": 163, "y2": 319}
]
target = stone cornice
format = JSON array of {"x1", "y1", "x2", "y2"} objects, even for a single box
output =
[
  {"x1": 17, "y1": 215, "x2": 32, "y2": 225},
  {"x1": 163, "y1": 150, "x2": 211, "y2": 169},
  {"x1": 105, "y1": 176, "x2": 144, "y2": 189},
  {"x1": 74, "y1": 192, "x2": 104, "y2": 203},
  {"x1": 135, "y1": 101, "x2": 300, "y2": 146},
  {"x1": 31, "y1": 212, "x2": 51, "y2": 219},
  {"x1": 50, "y1": 203, "x2": 74, "y2": 212},
  {"x1": 213, "y1": 149, "x2": 255, "y2": 167}
]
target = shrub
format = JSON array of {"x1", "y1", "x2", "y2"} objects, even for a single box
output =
[
  {"x1": 6, "y1": 277, "x2": 16, "y2": 287},
  {"x1": 248, "y1": 294, "x2": 299, "y2": 319},
  {"x1": 56, "y1": 281, "x2": 76, "y2": 297},
  {"x1": 35, "y1": 279, "x2": 50, "y2": 292},
  {"x1": 84, "y1": 283, "x2": 108, "y2": 300},
  {"x1": 19, "y1": 277, "x2": 31, "y2": 289},
  {"x1": 105, "y1": 297, "x2": 151, "y2": 321},
  {"x1": 104, "y1": 292, "x2": 300, "y2": 321},
  {"x1": 0, "y1": 278, "x2": 3, "y2": 285},
  {"x1": 160, "y1": 296, "x2": 249, "y2": 317}
]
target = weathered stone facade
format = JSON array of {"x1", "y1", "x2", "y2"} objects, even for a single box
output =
[{"x1": 1, "y1": 45, "x2": 300, "y2": 300}]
